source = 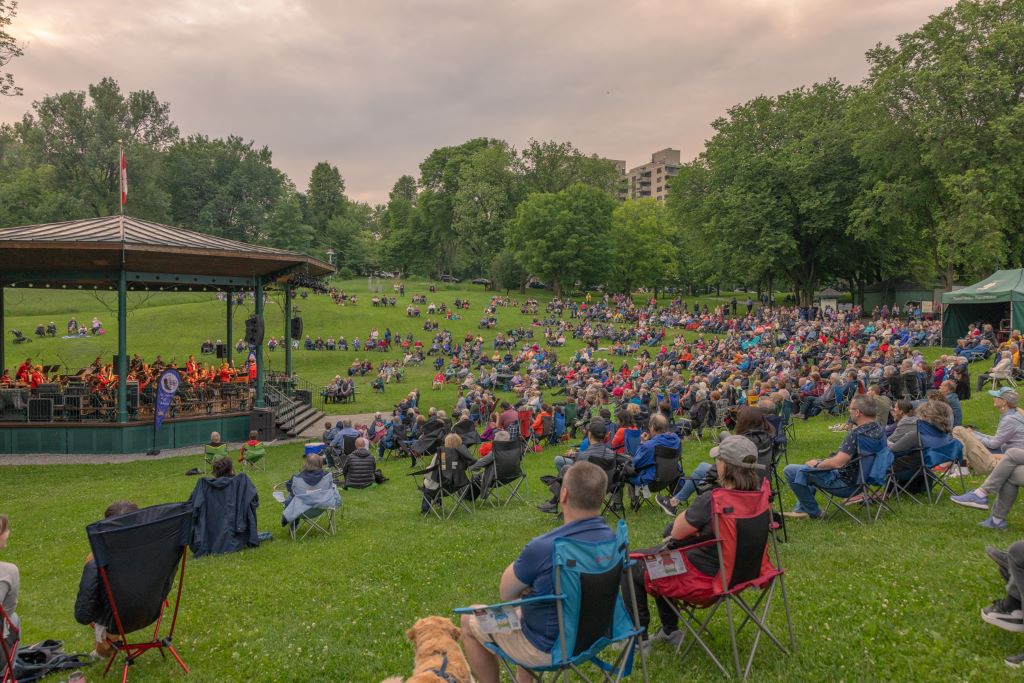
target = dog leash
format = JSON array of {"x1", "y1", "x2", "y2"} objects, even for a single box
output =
[{"x1": 429, "y1": 653, "x2": 461, "y2": 683}]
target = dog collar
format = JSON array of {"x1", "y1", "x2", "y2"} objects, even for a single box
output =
[{"x1": 429, "y1": 653, "x2": 460, "y2": 683}]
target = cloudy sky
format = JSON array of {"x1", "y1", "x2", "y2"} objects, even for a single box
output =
[{"x1": 0, "y1": 0, "x2": 950, "y2": 204}]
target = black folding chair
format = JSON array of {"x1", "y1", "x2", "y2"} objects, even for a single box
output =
[
  {"x1": 586, "y1": 453, "x2": 628, "y2": 519},
  {"x1": 86, "y1": 502, "x2": 192, "y2": 683},
  {"x1": 633, "y1": 445, "x2": 682, "y2": 513},
  {"x1": 410, "y1": 449, "x2": 476, "y2": 520},
  {"x1": 481, "y1": 439, "x2": 527, "y2": 506}
]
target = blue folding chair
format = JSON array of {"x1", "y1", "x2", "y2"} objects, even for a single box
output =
[
  {"x1": 817, "y1": 435, "x2": 894, "y2": 524},
  {"x1": 623, "y1": 429, "x2": 642, "y2": 458},
  {"x1": 918, "y1": 422, "x2": 967, "y2": 502},
  {"x1": 455, "y1": 520, "x2": 648, "y2": 682}
]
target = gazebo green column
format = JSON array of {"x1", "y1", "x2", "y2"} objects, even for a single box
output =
[
  {"x1": 254, "y1": 276, "x2": 265, "y2": 408},
  {"x1": 0, "y1": 286, "x2": 5, "y2": 377},
  {"x1": 226, "y1": 291, "x2": 233, "y2": 367},
  {"x1": 117, "y1": 269, "x2": 128, "y2": 423},
  {"x1": 284, "y1": 285, "x2": 293, "y2": 378}
]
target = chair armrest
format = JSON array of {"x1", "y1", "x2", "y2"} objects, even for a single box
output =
[{"x1": 453, "y1": 593, "x2": 565, "y2": 614}]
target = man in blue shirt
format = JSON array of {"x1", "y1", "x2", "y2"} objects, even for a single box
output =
[
  {"x1": 630, "y1": 414, "x2": 681, "y2": 489},
  {"x1": 940, "y1": 380, "x2": 963, "y2": 427},
  {"x1": 461, "y1": 461, "x2": 613, "y2": 682}
]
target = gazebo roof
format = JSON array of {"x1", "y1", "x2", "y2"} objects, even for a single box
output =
[{"x1": 0, "y1": 216, "x2": 333, "y2": 290}]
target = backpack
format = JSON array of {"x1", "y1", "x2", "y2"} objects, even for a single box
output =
[{"x1": 13, "y1": 639, "x2": 93, "y2": 683}]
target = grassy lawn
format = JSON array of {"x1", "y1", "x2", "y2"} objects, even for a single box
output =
[{"x1": 2, "y1": 283, "x2": 1020, "y2": 681}]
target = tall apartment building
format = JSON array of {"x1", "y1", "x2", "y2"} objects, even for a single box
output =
[{"x1": 624, "y1": 148, "x2": 680, "y2": 202}]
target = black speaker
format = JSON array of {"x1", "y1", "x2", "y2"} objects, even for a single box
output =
[
  {"x1": 215, "y1": 343, "x2": 226, "y2": 359},
  {"x1": 112, "y1": 355, "x2": 124, "y2": 374},
  {"x1": 290, "y1": 316, "x2": 303, "y2": 339},
  {"x1": 249, "y1": 408, "x2": 274, "y2": 440},
  {"x1": 245, "y1": 315, "x2": 264, "y2": 347}
]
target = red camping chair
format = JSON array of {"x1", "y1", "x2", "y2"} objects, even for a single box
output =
[
  {"x1": 517, "y1": 409, "x2": 538, "y2": 451},
  {"x1": 1, "y1": 603, "x2": 18, "y2": 683},
  {"x1": 86, "y1": 502, "x2": 192, "y2": 683},
  {"x1": 635, "y1": 481, "x2": 794, "y2": 678}
]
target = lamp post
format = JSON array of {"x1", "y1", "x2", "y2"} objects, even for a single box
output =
[{"x1": 326, "y1": 248, "x2": 336, "y2": 266}]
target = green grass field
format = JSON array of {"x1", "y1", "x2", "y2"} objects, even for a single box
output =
[{"x1": 2, "y1": 282, "x2": 1021, "y2": 681}]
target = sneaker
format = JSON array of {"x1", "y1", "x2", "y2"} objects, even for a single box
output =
[
  {"x1": 951, "y1": 491, "x2": 990, "y2": 510},
  {"x1": 986, "y1": 546, "x2": 1010, "y2": 569},
  {"x1": 536, "y1": 502, "x2": 559, "y2": 514},
  {"x1": 843, "y1": 494, "x2": 865, "y2": 507},
  {"x1": 649, "y1": 628, "x2": 684, "y2": 648},
  {"x1": 982, "y1": 597, "x2": 1024, "y2": 632},
  {"x1": 980, "y1": 516, "x2": 1009, "y2": 531},
  {"x1": 655, "y1": 495, "x2": 678, "y2": 517},
  {"x1": 783, "y1": 510, "x2": 823, "y2": 520},
  {"x1": 1006, "y1": 651, "x2": 1024, "y2": 668}
]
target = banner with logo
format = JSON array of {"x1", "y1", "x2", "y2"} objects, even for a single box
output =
[{"x1": 154, "y1": 368, "x2": 182, "y2": 434}]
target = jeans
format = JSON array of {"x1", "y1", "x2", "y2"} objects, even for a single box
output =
[
  {"x1": 671, "y1": 462, "x2": 713, "y2": 504},
  {"x1": 783, "y1": 464, "x2": 858, "y2": 517},
  {"x1": 554, "y1": 455, "x2": 573, "y2": 474},
  {"x1": 981, "y1": 447, "x2": 1024, "y2": 520}
]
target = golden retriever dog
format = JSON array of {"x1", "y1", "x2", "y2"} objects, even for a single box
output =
[{"x1": 380, "y1": 615, "x2": 473, "y2": 683}]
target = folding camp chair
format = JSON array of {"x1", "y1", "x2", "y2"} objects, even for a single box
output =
[
  {"x1": 623, "y1": 429, "x2": 641, "y2": 458},
  {"x1": 203, "y1": 443, "x2": 228, "y2": 470},
  {"x1": 640, "y1": 482, "x2": 794, "y2": 679},
  {"x1": 563, "y1": 402, "x2": 578, "y2": 433},
  {"x1": 519, "y1": 409, "x2": 537, "y2": 451},
  {"x1": 586, "y1": 452, "x2": 629, "y2": 520},
  {"x1": 278, "y1": 474, "x2": 342, "y2": 540},
  {"x1": 539, "y1": 415, "x2": 556, "y2": 449},
  {"x1": 817, "y1": 435, "x2": 895, "y2": 525},
  {"x1": 454, "y1": 519, "x2": 648, "y2": 683},
  {"x1": 239, "y1": 443, "x2": 267, "y2": 471},
  {"x1": 86, "y1": 502, "x2": 193, "y2": 683},
  {"x1": 482, "y1": 439, "x2": 527, "y2": 507},
  {"x1": 1, "y1": 603, "x2": 18, "y2": 683},
  {"x1": 779, "y1": 400, "x2": 796, "y2": 444},
  {"x1": 633, "y1": 445, "x2": 682, "y2": 513},
  {"x1": 381, "y1": 422, "x2": 409, "y2": 461},
  {"x1": 453, "y1": 419, "x2": 482, "y2": 451},
  {"x1": 410, "y1": 449, "x2": 476, "y2": 520},
  {"x1": 887, "y1": 422, "x2": 966, "y2": 505}
]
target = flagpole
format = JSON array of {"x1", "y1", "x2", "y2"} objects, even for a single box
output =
[{"x1": 118, "y1": 139, "x2": 125, "y2": 264}]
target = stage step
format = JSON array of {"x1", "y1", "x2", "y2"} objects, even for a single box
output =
[{"x1": 290, "y1": 408, "x2": 326, "y2": 438}]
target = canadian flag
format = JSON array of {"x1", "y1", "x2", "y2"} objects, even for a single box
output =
[{"x1": 120, "y1": 148, "x2": 128, "y2": 205}]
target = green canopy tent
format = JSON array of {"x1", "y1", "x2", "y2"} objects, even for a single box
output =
[{"x1": 941, "y1": 269, "x2": 1024, "y2": 346}]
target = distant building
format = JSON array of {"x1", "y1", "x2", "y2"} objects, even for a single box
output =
[
  {"x1": 605, "y1": 159, "x2": 628, "y2": 201},
  {"x1": 624, "y1": 148, "x2": 680, "y2": 202}
]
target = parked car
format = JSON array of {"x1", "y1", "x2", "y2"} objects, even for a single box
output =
[
  {"x1": 471, "y1": 278, "x2": 491, "y2": 286},
  {"x1": 439, "y1": 274, "x2": 461, "y2": 283}
]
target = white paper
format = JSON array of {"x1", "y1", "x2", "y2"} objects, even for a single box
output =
[
  {"x1": 644, "y1": 551, "x2": 687, "y2": 580},
  {"x1": 473, "y1": 606, "x2": 521, "y2": 635}
]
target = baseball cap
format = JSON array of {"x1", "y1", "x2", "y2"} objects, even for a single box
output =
[
  {"x1": 988, "y1": 387, "x2": 1019, "y2": 406},
  {"x1": 587, "y1": 418, "x2": 607, "y2": 439},
  {"x1": 710, "y1": 435, "x2": 764, "y2": 470}
]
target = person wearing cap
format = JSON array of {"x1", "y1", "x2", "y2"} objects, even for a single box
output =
[
  {"x1": 626, "y1": 435, "x2": 765, "y2": 651},
  {"x1": 952, "y1": 388, "x2": 1024, "y2": 475},
  {"x1": 782, "y1": 395, "x2": 885, "y2": 520}
]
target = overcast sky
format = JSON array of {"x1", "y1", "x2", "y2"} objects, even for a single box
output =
[{"x1": 0, "y1": 0, "x2": 950, "y2": 205}]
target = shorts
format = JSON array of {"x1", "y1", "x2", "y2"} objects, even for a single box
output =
[{"x1": 462, "y1": 606, "x2": 552, "y2": 668}]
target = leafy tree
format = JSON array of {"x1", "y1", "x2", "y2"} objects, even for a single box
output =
[
  {"x1": 15, "y1": 77, "x2": 177, "y2": 218},
  {"x1": 306, "y1": 161, "x2": 347, "y2": 237},
  {"x1": 507, "y1": 183, "x2": 615, "y2": 296},
  {"x1": 452, "y1": 143, "x2": 521, "y2": 273},
  {"x1": 667, "y1": 80, "x2": 860, "y2": 304},
  {"x1": 325, "y1": 201, "x2": 377, "y2": 276},
  {"x1": 608, "y1": 199, "x2": 677, "y2": 294},
  {"x1": 380, "y1": 176, "x2": 429, "y2": 276},
  {"x1": 490, "y1": 249, "x2": 527, "y2": 293},
  {"x1": 161, "y1": 134, "x2": 287, "y2": 243},
  {"x1": 0, "y1": 0, "x2": 23, "y2": 97},
  {"x1": 858, "y1": 0, "x2": 1024, "y2": 283},
  {"x1": 266, "y1": 191, "x2": 314, "y2": 252},
  {"x1": 520, "y1": 139, "x2": 621, "y2": 196}
]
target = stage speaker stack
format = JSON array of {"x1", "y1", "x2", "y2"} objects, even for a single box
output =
[
  {"x1": 245, "y1": 315, "x2": 265, "y2": 347},
  {"x1": 249, "y1": 408, "x2": 274, "y2": 440},
  {"x1": 215, "y1": 343, "x2": 226, "y2": 359},
  {"x1": 290, "y1": 316, "x2": 303, "y2": 339}
]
